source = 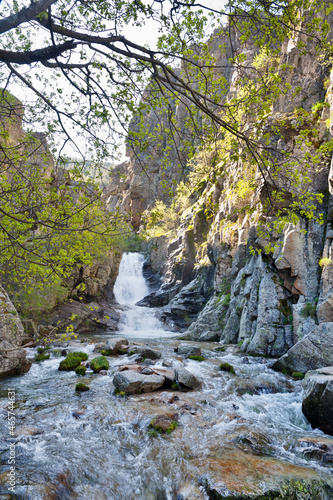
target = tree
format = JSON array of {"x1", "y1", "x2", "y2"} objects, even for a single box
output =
[{"x1": 0, "y1": 0, "x2": 332, "y2": 298}]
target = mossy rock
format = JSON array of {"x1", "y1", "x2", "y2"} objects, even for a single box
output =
[
  {"x1": 58, "y1": 352, "x2": 88, "y2": 371},
  {"x1": 34, "y1": 353, "x2": 50, "y2": 362},
  {"x1": 148, "y1": 414, "x2": 179, "y2": 434},
  {"x1": 75, "y1": 383, "x2": 89, "y2": 392},
  {"x1": 292, "y1": 371, "x2": 304, "y2": 380},
  {"x1": 219, "y1": 362, "x2": 235, "y2": 374},
  {"x1": 75, "y1": 365, "x2": 87, "y2": 376},
  {"x1": 188, "y1": 355, "x2": 205, "y2": 361},
  {"x1": 90, "y1": 355, "x2": 109, "y2": 373},
  {"x1": 101, "y1": 349, "x2": 112, "y2": 356}
]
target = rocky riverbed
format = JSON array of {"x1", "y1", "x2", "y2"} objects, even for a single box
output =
[{"x1": 0, "y1": 334, "x2": 333, "y2": 499}]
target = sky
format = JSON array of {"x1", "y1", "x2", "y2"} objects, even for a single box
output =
[{"x1": 7, "y1": 0, "x2": 227, "y2": 165}]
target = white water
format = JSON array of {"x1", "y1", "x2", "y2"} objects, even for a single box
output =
[{"x1": 114, "y1": 252, "x2": 176, "y2": 339}]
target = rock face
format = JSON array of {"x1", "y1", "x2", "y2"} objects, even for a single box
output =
[
  {"x1": 0, "y1": 285, "x2": 31, "y2": 378},
  {"x1": 302, "y1": 366, "x2": 333, "y2": 436},
  {"x1": 272, "y1": 323, "x2": 333, "y2": 374}
]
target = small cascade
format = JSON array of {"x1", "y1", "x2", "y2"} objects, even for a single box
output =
[{"x1": 114, "y1": 252, "x2": 174, "y2": 339}]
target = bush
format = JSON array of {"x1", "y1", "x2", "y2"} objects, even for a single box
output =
[
  {"x1": 75, "y1": 383, "x2": 89, "y2": 392},
  {"x1": 219, "y1": 362, "x2": 235, "y2": 374},
  {"x1": 58, "y1": 352, "x2": 88, "y2": 371},
  {"x1": 90, "y1": 355, "x2": 109, "y2": 373}
]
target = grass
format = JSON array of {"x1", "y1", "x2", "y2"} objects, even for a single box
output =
[
  {"x1": 75, "y1": 383, "x2": 89, "y2": 392},
  {"x1": 292, "y1": 372, "x2": 304, "y2": 380}
]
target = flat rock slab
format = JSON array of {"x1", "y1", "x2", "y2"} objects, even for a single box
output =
[
  {"x1": 272, "y1": 322, "x2": 333, "y2": 374},
  {"x1": 302, "y1": 366, "x2": 333, "y2": 436},
  {"x1": 113, "y1": 370, "x2": 165, "y2": 394}
]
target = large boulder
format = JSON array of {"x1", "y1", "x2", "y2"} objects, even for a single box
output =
[
  {"x1": 272, "y1": 322, "x2": 333, "y2": 374},
  {"x1": 302, "y1": 367, "x2": 333, "y2": 436},
  {"x1": 0, "y1": 285, "x2": 31, "y2": 378},
  {"x1": 176, "y1": 367, "x2": 202, "y2": 390},
  {"x1": 113, "y1": 370, "x2": 165, "y2": 394}
]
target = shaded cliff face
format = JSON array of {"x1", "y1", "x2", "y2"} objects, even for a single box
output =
[{"x1": 107, "y1": 15, "x2": 333, "y2": 366}]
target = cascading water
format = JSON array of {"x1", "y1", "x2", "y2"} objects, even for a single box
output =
[
  {"x1": 0, "y1": 252, "x2": 332, "y2": 499},
  {"x1": 114, "y1": 252, "x2": 175, "y2": 339}
]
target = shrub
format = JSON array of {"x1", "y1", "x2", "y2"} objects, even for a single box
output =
[
  {"x1": 58, "y1": 352, "x2": 88, "y2": 371},
  {"x1": 90, "y1": 355, "x2": 109, "y2": 373},
  {"x1": 219, "y1": 362, "x2": 235, "y2": 374}
]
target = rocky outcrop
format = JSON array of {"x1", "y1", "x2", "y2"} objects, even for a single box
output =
[
  {"x1": 302, "y1": 366, "x2": 333, "y2": 436},
  {"x1": 0, "y1": 285, "x2": 31, "y2": 378},
  {"x1": 272, "y1": 322, "x2": 333, "y2": 374}
]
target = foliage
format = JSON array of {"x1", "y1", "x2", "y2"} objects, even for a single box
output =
[
  {"x1": 319, "y1": 257, "x2": 332, "y2": 267},
  {"x1": 90, "y1": 355, "x2": 109, "y2": 373},
  {"x1": 300, "y1": 302, "x2": 317, "y2": 319},
  {"x1": 58, "y1": 351, "x2": 88, "y2": 371},
  {"x1": 34, "y1": 353, "x2": 50, "y2": 362},
  {"x1": 292, "y1": 372, "x2": 305, "y2": 380}
]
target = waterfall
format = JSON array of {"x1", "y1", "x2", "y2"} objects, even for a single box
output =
[{"x1": 114, "y1": 252, "x2": 174, "y2": 339}]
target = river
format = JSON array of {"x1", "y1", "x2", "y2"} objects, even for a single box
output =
[{"x1": 0, "y1": 253, "x2": 332, "y2": 499}]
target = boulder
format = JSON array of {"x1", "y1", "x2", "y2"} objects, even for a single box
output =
[
  {"x1": 272, "y1": 322, "x2": 333, "y2": 374},
  {"x1": 106, "y1": 337, "x2": 129, "y2": 355},
  {"x1": 0, "y1": 285, "x2": 31, "y2": 378},
  {"x1": 302, "y1": 366, "x2": 333, "y2": 436},
  {"x1": 113, "y1": 370, "x2": 165, "y2": 394},
  {"x1": 133, "y1": 346, "x2": 161, "y2": 360},
  {"x1": 175, "y1": 345, "x2": 201, "y2": 357},
  {"x1": 176, "y1": 367, "x2": 202, "y2": 390},
  {"x1": 185, "y1": 295, "x2": 224, "y2": 341}
]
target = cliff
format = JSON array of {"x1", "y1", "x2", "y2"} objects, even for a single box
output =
[{"x1": 107, "y1": 13, "x2": 333, "y2": 373}]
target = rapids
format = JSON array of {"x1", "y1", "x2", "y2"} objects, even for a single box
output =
[{"x1": 0, "y1": 253, "x2": 332, "y2": 499}]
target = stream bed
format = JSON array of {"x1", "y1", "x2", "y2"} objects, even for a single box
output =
[{"x1": 0, "y1": 253, "x2": 333, "y2": 499}]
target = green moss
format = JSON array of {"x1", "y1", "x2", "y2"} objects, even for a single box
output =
[
  {"x1": 128, "y1": 350, "x2": 135, "y2": 356},
  {"x1": 75, "y1": 365, "x2": 87, "y2": 376},
  {"x1": 214, "y1": 347, "x2": 226, "y2": 352},
  {"x1": 101, "y1": 349, "x2": 112, "y2": 356},
  {"x1": 238, "y1": 339, "x2": 244, "y2": 347},
  {"x1": 219, "y1": 362, "x2": 235, "y2": 374},
  {"x1": 75, "y1": 383, "x2": 89, "y2": 392},
  {"x1": 222, "y1": 293, "x2": 231, "y2": 306},
  {"x1": 58, "y1": 351, "x2": 88, "y2": 371},
  {"x1": 188, "y1": 355, "x2": 205, "y2": 361},
  {"x1": 166, "y1": 421, "x2": 179, "y2": 433},
  {"x1": 90, "y1": 355, "x2": 109, "y2": 373},
  {"x1": 292, "y1": 371, "x2": 304, "y2": 380},
  {"x1": 34, "y1": 353, "x2": 50, "y2": 362},
  {"x1": 114, "y1": 388, "x2": 126, "y2": 396},
  {"x1": 37, "y1": 346, "x2": 49, "y2": 354}
]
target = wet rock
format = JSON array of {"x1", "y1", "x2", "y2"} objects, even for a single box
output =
[
  {"x1": 133, "y1": 346, "x2": 161, "y2": 360},
  {"x1": 148, "y1": 412, "x2": 179, "y2": 433},
  {"x1": 297, "y1": 436, "x2": 333, "y2": 463},
  {"x1": 197, "y1": 449, "x2": 333, "y2": 499},
  {"x1": 175, "y1": 345, "x2": 201, "y2": 357},
  {"x1": 119, "y1": 364, "x2": 142, "y2": 373},
  {"x1": 302, "y1": 366, "x2": 333, "y2": 436},
  {"x1": 13, "y1": 426, "x2": 43, "y2": 437},
  {"x1": 176, "y1": 367, "x2": 202, "y2": 390},
  {"x1": 0, "y1": 284, "x2": 31, "y2": 378},
  {"x1": 162, "y1": 357, "x2": 174, "y2": 367},
  {"x1": 242, "y1": 357, "x2": 250, "y2": 364},
  {"x1": 113, "y1": 370, "x2": 165, "y2": 394},
  {"x1": 229, "y1": 429, "x2": 275, "y2": 456},
  {"x1": 185, "y1": 295, "x2": 225, "y2": 341},
  {"x1": 142, "y1": 367, "x2": 154, "y2": 375},
  {"x1": 141, "y1": 359, "x2": 156, "y2": 366},
  {"x1": 93, "y1": 342, "x2": 107, "y2": 353},
  {"x1": 105, "y1": 337, "x2": 129, "y2": 355},
  {"x1": 99, "y1": 370, "x2": 108, "y2": 376},
  {"x1": 136, "y1": 283, "x2": 181, "y2": 307},
  {"x1": 272, "y1": 322, "x2": 333, "y2": 374},
  {"x1": 153, "y1": 367, "x2": 176, "y2": 382}
]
